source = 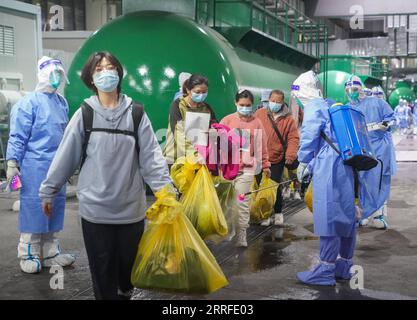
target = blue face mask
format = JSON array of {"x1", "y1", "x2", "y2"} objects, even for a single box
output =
[
  {"x1": 237, "y1": 105, "x2": 253, "y2": 116},
  {"x1": 191, "y1": 92, "x2": 208, "y2": 103},
  {"x1": 49, "y1": 70, "x2": 62, "y2": 90},
  {"x1": 268, "y1": 102, "x2": 282, "y2": 113},
  {"x1": 93, "y1": 70, "x2": 119, "y2": 93}
]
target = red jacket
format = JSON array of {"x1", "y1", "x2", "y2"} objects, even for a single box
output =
[{"x1": 255, "y1": 105, "x2": 299, "y2": 164}]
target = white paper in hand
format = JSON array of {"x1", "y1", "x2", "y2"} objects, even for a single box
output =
[{"x1": 184, "y1": 112, "x2": 211, "y2": 146}]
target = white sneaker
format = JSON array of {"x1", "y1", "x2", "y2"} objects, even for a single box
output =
[
  {"x1": 42, "y1": 253, "x2": 76, "y2": 268},
  {"x1": 20, "y1": 257, "x2": 42, "y2": 274},
  {"x1": 235, "y1": 229, "x2": 248, "y2": 247},
  {"x1": 260, "y1": 217, "x2": 272, "y2": 226},
  {"x1": 274, "y1": 213, "x2": 284, "y2": 226},
  {"x1": 294, "y1": 191, "x2": 302, "y2": 200}
]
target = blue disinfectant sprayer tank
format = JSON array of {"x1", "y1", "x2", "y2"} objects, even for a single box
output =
[{"x1": 328, "y1": 104, "x2": 378, "y2": 171}]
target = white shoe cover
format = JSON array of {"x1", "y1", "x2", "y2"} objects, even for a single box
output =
[
  {"x1": 43, "y1": 253, "x2": 76, "y2": 267},
  {"x1": 20, "y1": 258, "x2": 41, "y2": 274}
]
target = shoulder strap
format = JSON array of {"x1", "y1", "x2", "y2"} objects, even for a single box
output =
[
  {"x1": 320, "y1": 131, "x2": 341, "y2": 155},
  {"x1": 80, "y1": 102, "x2": 94, "y2": 169},
  {"x1": 131, "y1": 102, "x2": 144, "y2": 155},
  {"x1": 267, "y1": 113, "x2": 287, "y2": 152},
  {"x1": 80, "y1": 102, "x2": 144, "y2": 169}
]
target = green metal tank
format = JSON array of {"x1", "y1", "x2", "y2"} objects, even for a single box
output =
[
  {"x1": 388, "y1": 80, "x2": 416, "y2": 108},
  {"x1": 65, "y1": 11, "x2": 306, "y2": 134},
  {"x1": 317, "y1": 70, "x2": 351, "y2": 104},
  {"x1": 413, "y1": 83, "x2": 417, "y2": 95}
]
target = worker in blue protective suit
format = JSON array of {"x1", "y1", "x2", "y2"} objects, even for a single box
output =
[
  {"x1": 413, "y1": 99, "x2": 417, "y2": 135},
  {"x1": 371, "y1": 86, "x2": 386, "y2": 100},
  {"x1": 406, "y1": 102, "x2": 414, "y2": 135},
  {"x1": 346, "y1": 76, "x2": 396, "y2": 230},
  {"x1": 292, "y1": 71, "x2": 377, "y2": 286},
  {"x1": 6, "y1": 56, "x2": 75, "y2": 274},
  {"x1": 394, "y1": 99, "x2": 410, "y2": 135},
  {"x1": 363, "y1": 87, "x2": 372, "y2": 97}
]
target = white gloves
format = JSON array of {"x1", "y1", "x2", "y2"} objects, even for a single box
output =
[
  {"x1": 297, "y1": 162, "x2": 309, "y2": 183},
  {"x1": 6, "y1": 160, "x2": 20, "y2": 181}
]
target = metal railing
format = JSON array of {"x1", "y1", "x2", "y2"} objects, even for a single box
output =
[{"x1": 195, "y1": 0, "x2": 328, "y2": 59}]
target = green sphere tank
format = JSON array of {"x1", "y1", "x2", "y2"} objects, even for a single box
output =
[
  {"x1": 388, "y1": 80, "x2": 416, "y2": 108},
  {"x1": 317, "y1": 70, "x2": 351, "y2": 104},
  {"x1": 65, "y1": 11, "x2": 306, "y2": 133}
]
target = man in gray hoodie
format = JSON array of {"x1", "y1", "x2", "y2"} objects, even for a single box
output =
[{"x1": 39, "y1": 52, "x2": 172, "y2": 300}]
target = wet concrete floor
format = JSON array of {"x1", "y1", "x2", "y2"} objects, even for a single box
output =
[{"x1": 0, "y1": 133, "x2": 416, "y2": 300}]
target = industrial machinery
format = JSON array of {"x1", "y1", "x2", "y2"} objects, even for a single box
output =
[
  {"x1": 318, "y1": 55, "x2": 389, "y2": 104},
  {"x1": 65, "y1": 2, "x2": 328, "y2": 134}
]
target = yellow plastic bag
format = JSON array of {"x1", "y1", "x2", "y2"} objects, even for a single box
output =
[
  {"x1": 182, "y1": 166, "x2": 228, "y2": 239},
  {"x1": 211, "y1": 176, "x2": 237, "y2": 241},
  {"x1": 304, "y1": 182, "x2": 313, "y2": 213},
  {"x1": 131, "y1": 184, "x2": 229, "y2": 294},
  {"x1": 170, "y1": 154, "x2": 201, "y2": 195},
  {"x1": 250, "y1": 174, "x2": 278, "y2": 222}
]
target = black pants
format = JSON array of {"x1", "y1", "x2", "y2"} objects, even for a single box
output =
[
  {"x1": 81, "y1": 218, "x2": 144, "y2": 300},
  {"x1": 256, "y1": 162, "x2": 285, "y2": 214}
]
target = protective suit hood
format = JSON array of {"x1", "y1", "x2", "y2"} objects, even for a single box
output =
[
  {"x1": 371, "y1": 86, "x2": 386, "y2": 100},
  {"x1": 35, "y1": 56, "x2": 69, "y2": 92},
  {"x1": 345, "y1": 75, "x2": 365, "y2": 104},
  {"x1": 291, "y1": 70, "x2": 323, "y2": 109}
]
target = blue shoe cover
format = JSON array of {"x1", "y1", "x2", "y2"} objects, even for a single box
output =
[
  {"x1": 297, "y1": 262, "x2": 336, "y2": 286},
  {"x1": 335, "y1": 258, "x2": 353, "y2": 280}
]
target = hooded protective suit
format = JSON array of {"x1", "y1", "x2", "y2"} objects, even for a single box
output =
[
  {"x1": 356, "y1": 98, "x2": 396, "y2": 195},
  {"x1": 372, "y1": 86, "x2": 386, "y2": 100},
  {"x1": 394, "y1": 100, "x2": 410, "y2": 130},
  {"x1": 6, "y1": 56, "x2": 73, "y2": 273},
  {"x1": 292, "y1": 71, "x2": 379, "y2": 285},
  {"x1": 7, "y1": 56, "x2": 69, "y2": 233}
]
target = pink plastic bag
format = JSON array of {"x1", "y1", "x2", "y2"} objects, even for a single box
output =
[{"x1": 196, "y1": 123, "x2": 242, "y2": 180}]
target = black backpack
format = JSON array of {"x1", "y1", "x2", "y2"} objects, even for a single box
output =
[{"x1": 80, "y1": 101, "x2": 144, "y2": 169}]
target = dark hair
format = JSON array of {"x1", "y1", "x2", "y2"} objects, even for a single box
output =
[
  {"x1": 81, "y1": 51, "x2": 123, "y2": 94},
  {"x1": 182, "y1": 74, "x2": 209, "y2": 95},
  {"x1": 235, "y1": 89, "x2": 254, "y2": 103},
  {"x1": 269, "y1": 89, "x2": 285, "y2": 99}
]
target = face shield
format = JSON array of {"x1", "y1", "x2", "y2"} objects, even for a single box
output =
[
  {"x1": 290, "y1": 70, "x2": 323, "y2": 110},
  {"x1": 371, "y1": 86, "x2": 385, "y2": 100},
  {"x1": 345, "y1": 76, "x2": 364, "y2": 104},
  {"x1": 363, "y1": 87, "x2": 372, "y2": 97},
  {"x1": 35, "y1": 56, "x2": 69, "y2": 92}
]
